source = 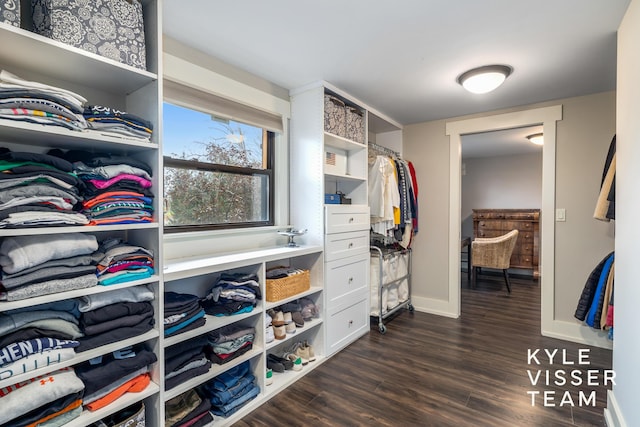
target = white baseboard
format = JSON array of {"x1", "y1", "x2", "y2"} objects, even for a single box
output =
[
  {"x1": 411, "y1": 295, "x2": 459, "y2": 318},
  {"x1": 604, "y1": 390, "x2": 627, "y2": 427},
  {"x1": 542, "y1": 319, "x2": 613, "y2": 349}
]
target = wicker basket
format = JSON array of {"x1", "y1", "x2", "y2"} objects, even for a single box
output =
[{"x1": 266, "y1": 270, "x2": 310, "y2": 302}]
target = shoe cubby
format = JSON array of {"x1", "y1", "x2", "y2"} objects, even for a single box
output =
[{"x1": 161, "y1": 245, "x2": 323, "y2": 426}]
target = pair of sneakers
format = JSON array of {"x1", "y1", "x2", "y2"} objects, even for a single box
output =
[
  {"x1": 286, "y1": 340, "x2": 316, "y2": 365},
  {"x1": 267, "y1": 353, "x2": 301, "y2": 372},
  {"x1": 265, "y1": 312, "x2": 275, "y2": 343},
  {"x1": 267, "y1": 309, "x2": 288, "y2": 339}
]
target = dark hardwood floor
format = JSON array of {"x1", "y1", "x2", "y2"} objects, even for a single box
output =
[{"x1": 235, "y1": 273, "x2": 612, "y2": 426}]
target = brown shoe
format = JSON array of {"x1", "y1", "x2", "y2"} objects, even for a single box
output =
[
  {"x1": 274, "y1": 325, "x2": 286, "y2": 340},
  {"x1": 269, "y1": 309, "x2": 285, "y2": 326}
]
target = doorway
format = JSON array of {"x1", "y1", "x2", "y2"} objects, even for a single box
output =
[
  {"x1": 445, "y1": 105, "x2": 562, "y2": 332},
  {"x1": 460, "y1": 125, "x2": 542, "y2": 292}
]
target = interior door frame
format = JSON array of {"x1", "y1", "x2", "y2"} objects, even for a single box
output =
[{"x1": 445, "y1": 105, "x2": 562, "y2": 332}]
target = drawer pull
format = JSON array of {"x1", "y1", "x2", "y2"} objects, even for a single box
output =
[
  {"x1": 348, "y1": 242, "x2": 354, "y2": 248},
  {"x1": 348, "y1": 320, "x2": 353, "y2": 326},
  {"x1": 348, "y1": 277, "x2": 354, "y2": 283},
  {"x1": 348, "y1": 217, "x2": 354, "y2": 223}
]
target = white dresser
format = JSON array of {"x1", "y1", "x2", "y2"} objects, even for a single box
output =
[{"x1": 324, "y1": 205, "x2": 370, "y2": 355}]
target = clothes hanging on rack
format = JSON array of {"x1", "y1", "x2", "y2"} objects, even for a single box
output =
[
  {"x1": 369, "y1": 155, "x2": 399, "y2": 236},
  {"x1": 367, "y1": 146, "x2": 419, "y2": 248},
  {"x1": 574, "y1": 251, "x2": 615, "y2": 339},
  {"x1": 594, "y1": 135, "x2": 616, "y2": 221}
]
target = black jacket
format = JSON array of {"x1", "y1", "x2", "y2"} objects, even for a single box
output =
[{"x1": 575, "y1": 251, "x2": 614, "y2": 321}]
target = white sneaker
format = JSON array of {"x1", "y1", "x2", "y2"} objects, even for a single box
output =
[{"x1": 265, "y1": 325, "x2": 275, "y2": 343}]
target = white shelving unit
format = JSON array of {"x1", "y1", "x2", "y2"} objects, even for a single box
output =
[
  {"x1": 290, "y1": 82, "x2": 372, "y2": 356},
  {"x1": 0, "y1": 0, "x2": 163, "y2": 424},
  {"x1": 162, "y1": 245, "x2": 324, "y2": 426}
]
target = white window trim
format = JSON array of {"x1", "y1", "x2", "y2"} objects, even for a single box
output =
[{"x1": 162, "y1": 51, "x2": 290, "y2": 262}]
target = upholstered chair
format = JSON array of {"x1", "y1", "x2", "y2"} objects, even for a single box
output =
[{"x1": 471, "y1": 229, "x2": 519, "y2": 293}]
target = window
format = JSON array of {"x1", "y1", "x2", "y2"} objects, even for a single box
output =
[{"x1": 163, "y1": 101, "x2": 275, "y2": 232}]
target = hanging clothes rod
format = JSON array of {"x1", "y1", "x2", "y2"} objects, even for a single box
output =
[{"x1": 368, "y1": 141, "x2": 400, "y2": 158}]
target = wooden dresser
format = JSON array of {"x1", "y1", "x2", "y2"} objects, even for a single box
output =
[{"x1": 472, "y1": 209, "x2": 540, "y2": 277}]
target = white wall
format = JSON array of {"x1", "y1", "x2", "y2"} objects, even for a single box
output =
[
  {"x1": 461, "y1": 152, "x2": 542, "y2": 238},
  {"x1": 606, "y1": 1, "x2": 639, "y2": 426},
  {"x1": 404, "y1": 91, "x2": 615, "y2": 341}
]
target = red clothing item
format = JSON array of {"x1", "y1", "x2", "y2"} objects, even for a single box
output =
[{"x1": 85, "y1": 373, "x2": 150, "y2": 411}]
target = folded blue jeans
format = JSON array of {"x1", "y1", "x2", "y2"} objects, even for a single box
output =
[
  {"x1": 210, "y1": 384, "x2": 260, "y2": 417},
  {"x1": 208, "y1": 374, "x2": 255, "y2": 406},
  {"x1": 207, "y1": 360, "x2": 249, "y2": 390}
]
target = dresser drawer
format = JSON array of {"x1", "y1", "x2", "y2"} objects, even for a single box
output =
[
  {"x1": 473, "y1": 211, "x2": 505, "y2": 219},
  {"x1": 325, "y1": 205, "x2": 369, "y2": 234},
  {"x1": 326, "y1": 297, "x2": 368, "y2": 355},
  {"x1": 511, "y1": 254, "x2": 534, "y2": 267},
  {"x1": 502, "y1": 220, "x2": 534, "y2": 231},
  {"x1": 476, "y1": 220, "x2": 503, "y2": 231},
  {"x1": 518, "y1": 232, "x2": 535, "y2": 243},
  {"x1": 476, "y1": 229, "x2": 504, "y2": 238},
  {"x1": 325, "y1": 230, "x2": 369, "y2": 262},
  {"x1": 513, "y1": 243, "x2": 534, "y2": 255},
  {"x1": 504, "y1": 211, "x2": 539, "y2": 220},
  {"x1": 325, "y1": 254, "x2": 368, "y2": 303}
]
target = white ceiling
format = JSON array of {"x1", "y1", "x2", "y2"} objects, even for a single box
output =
[
  {"x1": 163, "y1": 0, "x2": 629, "y2": 127},
  {"x1": 461, "y1": 125, "x2": 543, "y2": 159}
]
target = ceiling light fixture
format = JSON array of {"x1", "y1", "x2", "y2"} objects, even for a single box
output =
[
  {"x1": 526, "y1": 133, "x2": 544, "y2": 146},
  {"x1": 457, "y1": 65, "x2": 513, "y2": 94}
]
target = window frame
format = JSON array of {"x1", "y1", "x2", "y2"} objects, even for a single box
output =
[{"x1": 162, "y1": 111, "x2": 276, "y2": 233}]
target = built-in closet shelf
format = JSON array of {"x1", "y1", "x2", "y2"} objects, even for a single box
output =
[
  {"x1": 264, "y1": 287, "x2": 323, "y2": 310},
  {"x1": 0, "y1": 23, "x2": 158, "y2": 95},
  {"x1": 63, "y1": 382, "x2": 160, "y2": 427},
  {"x1": 0, "y1": 222, "x2": 159, "y2": 238},
  {"x1": 265, "y1": 354, "x2": 326, "y2": 395},
  {"x1": 163, "y1": 309, "x2": 262, "y2": 348},
  {"x1": 0, "y1": 329, "x2": 159, "y2": 390},
  {"x1": 324, "y1": 171, "x2": 367, "y2": 182},
  {"x1": 0, "y1": 119, "x2": 159, "y2": 153},
  {"x1": 0, "y1": 277, "x2": 160, "y2": 312},
  {"x1": 324, "y1": 132, "x2": 366, "y2": 152},
  {"x1": 264, "y1": 317, "x2": 323, "y2": 351},
  {"x1": 163, "y1": 245, "x2": 324, "y2": 282},
  {"x1": 163, "y1": 347, "x2": 263, "y2": 402}
]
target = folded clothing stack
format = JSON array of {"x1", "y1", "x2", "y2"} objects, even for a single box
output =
[
  {"x1": 89, "y1": 401, "x2": 145, "y2": 427},
  {"x1": 206, "y1": 323, "x2": 255, "y2": 365},
  {"x1": 165, "y1": 388, "x2": 213, "y2": 427},
  {"x1": 96, "y1": 238, "x2": 154, "y2": 286},
  {"x1": 164, "y1": 292, "x2": 206, "y2": 337},
  {"x1": 0, "y1": 233, "x2": 99, "y2": 301},
  {"x1": 0, "y1": 148, "x2": 88, "y2": 229},
  {"x1": 0, "y1": 366, "x2": 85, "y2": 426},
  {"x1": 200, "y1": 272, "x2": 261, "y2": 316},
  {"x1": 165, "y1": 336, "x2": 211, "y2": 391},
  {"x1": 75, "y1": 345, "x2": 156, "y2": 412},
  {"x1": 83, "y1": 105, "x2": 153, "y2": 143},
  {"x1": 199, "y1": 360, "x2": 259, "y2": 418},
  {"x1": 0, "y1": 70, "x2": 87, "y2": 131},
  {"x1": 50, "y1": 150, "x2": 154, "y2": 226},
  {"x1": 76, "y1": 285, "x2": 155, "y2": 352},
  {"x1": 0, "y1": 300, "x2": 83, "y2": 383}
]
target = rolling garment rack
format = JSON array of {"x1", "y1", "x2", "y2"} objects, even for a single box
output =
[
  {"x1": 368, "y1": 142, "x2": 416, "y2": 334},
  {"x1": 370, "y1": 246, "x2": 414, "y2": 334}
]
